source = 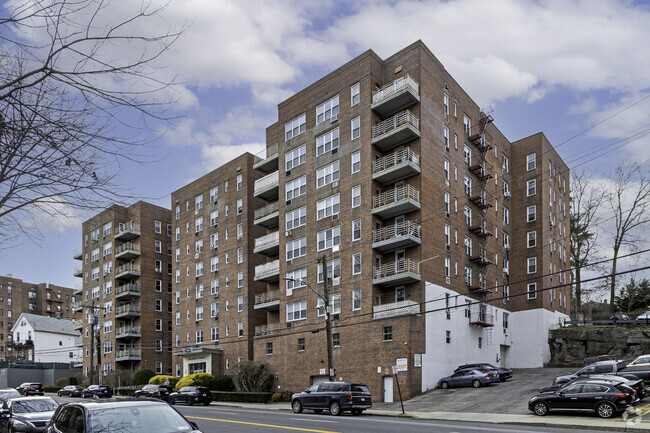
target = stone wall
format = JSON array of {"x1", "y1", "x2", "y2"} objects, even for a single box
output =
[{"x1": 547, "y1": 326, "x2": 650, "y2": 367}]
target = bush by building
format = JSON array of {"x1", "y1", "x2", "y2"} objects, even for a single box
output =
[
  {"x1": 131, "y1": 369, "x2": 155, "y2": 385},
  {"x1": 148, "y1": 375, "x2": 179, "y2": 387}
]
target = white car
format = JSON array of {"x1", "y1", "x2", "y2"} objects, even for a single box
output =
[
  {"x1": 636, "y1": 311, "x2": 650, "y2": 321},
  {"x1": 629, "y1": 354, "x2": 650, "y2": 366}
]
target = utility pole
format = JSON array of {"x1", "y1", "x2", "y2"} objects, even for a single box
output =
[
  {"x1": 322, "y1": 255, "x2": 334, "y2": 382},
  {"x1": 89, "y1": 301, "x2": 95, "y2": 385}
]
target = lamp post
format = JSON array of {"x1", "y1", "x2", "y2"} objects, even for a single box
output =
[{"x1": 284, "y1": 254, "x2": 334, "y2": 381}]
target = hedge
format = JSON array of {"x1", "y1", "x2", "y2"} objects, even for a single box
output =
[
  {"x1": 149, "y1": 375, "x2": 179, "y2": 387},
  {"x1": 44, "y1": 386, "x2": 62, "y2": 393},
  {"x1": 115, "y1": 388, "x2": 137, "y2": 396},
  {"x1": 210, "y1": 391, "x2": 273, "y2": 403},
  {"x1": 175, "y1": 373, "x2": 215, "y2": 391},
  {"x1": 132, "y1": 369, "x2": 155, "y2": 385}
]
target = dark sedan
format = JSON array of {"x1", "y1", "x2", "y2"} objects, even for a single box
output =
[
  {"x1": 81, "y1": 385, "x2": 112, "y2": 399},
  {"x1": 438, "y1": 369, "x2": 499, "y2": 389},
  {"x1": 529, "y1": 379, "x2": 636, "y2": 418},
  {"x1": 169, "y1": 386, "x2": 211, "y2": 406},
  {"x1": 455, "y1": 363, "x2": 513, "y2": 381},
  {"x1": 16, "y1": 383, "x2": 44, "y2": 396},
  {"x1": 0, "y1": 396, "x2": 58, "y2": 433},
  {"x1": 57, "y1": 386, "x2": 84, "y2": 398},
  {"x1": 133, "y1": 385, "x2": 173, "y2": 401},
  {"x1": 539, "y1": 375, "x2": 647, "y2": 400},
  {"x1": 291, "y1": 382, "x2": 372, "y2": 416}
]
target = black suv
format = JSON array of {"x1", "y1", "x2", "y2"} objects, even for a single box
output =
[
  {"x1": 16, "y1": 383, "x2": 44, "y2": 396},
  {"x1": 455, "y1": 363, "x2": 513, "y2": 382},
  {"x1": 291, "y1": 382, "x2": 372, "y2": 416},
  {"x1": 169, "y1": 386, "x2": 212, "y2": 406},
  {"x1": 134, "y1": 384, "x2": 174, "y2": 401}
]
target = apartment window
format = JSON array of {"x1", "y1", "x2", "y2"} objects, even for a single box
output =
[
  {"x1": 463, "y1": 176, "x2": 471, "y2": 195},
  {"x1": 175, "y1": 227, "x2": 180, "y2": 241},
  {"x1": 464, "y1": 236, "x2": 472, "y2": 255},
  {"x1": 446, "y1": 330, "x2": 451, "y2": 344},
  {"x1": 285, "y1": 176, "x2": 307, "y2": 200},
  {"x1": 351, "y1": 82, "x2": 360, "y2": 106},
  {"x1": 155, "y1": 318, "x2": 162, "y2": 331},
  {"x1": 211, "y1": 279, "x2": 219, "y2": 295},
  {"x1": 464, "y1": 206, "x2": 472, "y2": 225},
  {"x1": 445, "y1": 257, "x2": 450, "y2": 277},
  {"x1": 352, "y1": 219, "x2": 361, "y2": 241},
  {"x1": 351, "y1": 151, "x2": 360, "y2": 174},
  {"x1": 91, "y1": 248, "x2": 100, "y2": 262},
  {"x1": 317, "y1": 194, "x2": 340, "y2": 220},
  {"x1": 237, "y1": 296, "x2": 244, "y2": 312},
  {"x1": 211, "y1": 327, "x2": 219, "y2": 342},
  {"x1": 286, "y1": 237, "x2": 307, "y2": 261},
  {"x1": 352, "y1": 289, "x2": 361, "y2": 310},
  {"x1": 316, "y1": 161, "x2": 340, "y2": 188},
  {"x1": 443, "y1": 127, "x2": 449, "y2": 152},
  {"x1": 316, "y1": 128, "x2": 339, "y2": 156},
  {"x1": 352, "y1": 253, "x2": 362, "y2": 275},
  {"x1": 237, "y1": 223, "x2": 243, "y2": 239},
  {"x1": 236, "y1": 198, "x2": 243, "y2": 215},
  {"x1": 236, "y1": 174, "x2": 243, "y2": 190},
  {"x1": 285, "y1": 113, "x2": 306, "y2": 141},
  {"x1": 503, "y1": 206, "x2": 510, "y2": 225},
  {"x1": 195, "y1": 194, "x2": 203, "y2": 210},
  {"x1": 196, "y1": 330, "x2": 203, "y2": 343},
  {"x1": 237, "y1": 322, "x2": 244, "y2": 337},
  {"x1": 444, "y1": 225, "x2": 450, "y2": 248},
  {"x1": 225, "y1": 180, "x2": 229, "y2": 192},
  {"x1": 298, "y1": 338, "x2": 305, "y2": 351},
  {"x1": 464, "y1": 145, "x2": 472, "y2": 166},
  {"x1": 195, "y1": 284, "x2": 204, "y2": 299},
  {"x1": 383, "y1": 326, "x2": 393, "y2": 342},
  {"x1": 237, "y1": 247, "x2": 243, "y2": 264},
  {"x1": 444, "y1": 160, "x2": 449, "y2": 180},
  {"x1": 195, "y1": 306, "x2": 204, "y2": 321},
  {"x1": 238, "y1": 272, "x2": 244, "y2": 288},
  {"x1": 285, "y1": 145, "x2": 306, "y2": 171},
  {"x1": 478, "y1": 337, "x2": 483, "y2": 349},
  {"x1": 332, "y1": 333, "x2": 341, "y2": 347},
  {"x1": 526, "y1": 153, "x2": 536, "y2": 171},
  {"x1": 194, "y1": 217, "x2": 203, "y2": 233},
  {"x1": 317, "y1": 259, "x2": 341, "y2": 282},
  {"x1": 154, "y1": 299, "x2": 163, "y2": 312},
  {"x1": 351, "y1": 185, "x2": 361, "y2": 207},
  {"x1": 286, "y1": 300, "x2": 307, "y2": 322},
  {"x1": 443, "y1": 93, "x2": 449, "y2": 118},
  {"x1": 503, "y1": 313, "x2": 509, "y2": 329},
  {"x1": 527, "y1": 231, "x2": 536, "y2": 248},
  {"x1": 444, "y1": 192, "x2": 450, "y2": 216},
  {"x1": 286, "y1": 268, "x2": 307, "y2": 291},
  {"x1": 317, "y1": 226, "x2": 341, "y2": 251},
  {"x1": 175, "y1": 269, "x2": 180, "y2": 283},
  {"x1": 351, "y1": 116, "x2": 360, "y2": 140},
  {"x1": 154, "y1": 220, "x2": 162, "y2": 234},
  {"x1": 316, "y1": 94, "x2": 339, "y2": 124},
  {"x1": 527, "y1": 179, "x2": 536, "y2": 196},
  {"x1": 209, "y1": 186, "x2": 218, "y2": 203},
  {"x1": 196, "y1": 261, "x2": 204, "y2": 277},
  {"x1": 463, "y1": 114, "x2": 471, "y2": 134},
  {"x1": 102, "y1": 242, "x2": 112, "y2": 257},
  {"x1": 211, "y1": 302, "x2": 219, "y2": 318},
  {"x1": 527, "y1": 257, "x2": 537, "y2": 274},
  {"x1": 527, "y1": 205, "x2": 537, "y2": 222},
  {"x1": 286, "y1": 207, "x2": 307, "y2": 230},
  {"x1": 464, "y1": 266, "x2": 472, "y2": 285},
  {"x1": 527, "y1": 283, "x2": 537, "y2": 299}
]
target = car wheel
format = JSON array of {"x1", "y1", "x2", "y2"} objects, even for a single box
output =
[
  {"x1": 472, "y1": 380, "x2": 481, "y2": 388},
  {"x1": 440, "y1": 381, "x2": 449, "y2": 389},
  {"x1": 352, "y1": 409, "x2": 363, "y2": 416},
  {"x1": 57, "y1": 391, "x2": 62, "y2": 397},
  {"x1": 188, "y1": 397, "x2": 194, "y2": 406},
  {"x1": 329, "y1": 401, "x2": 342, "y2": 416},
  {"x1": 292, "y1": 400, "x2": 303, "y2": 414},
  {"x1": 533, "y1": 401, "x2": 549, "y2": 416},
  {"x1": 313, "y1": 409, "x2": 323, "y2": 414},
  {"x1": 203, "y1": 400, "x2": 211, "y2": 406},
  {"x1": 169, "y1": 397, "x2": 175, "y2": 405},
  {"x1": 596, "y1": 402, "x2": 615, "y2": 418}
]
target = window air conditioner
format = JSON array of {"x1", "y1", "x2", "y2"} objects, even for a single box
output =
[
  {"x1": 332, "y1": 278, "x2": 340, "y2": 286},
  {"x1": 332, "y1": 148, "x2": 338, "y2": 154},
  {"x1": 332, "y1": 214, "x2": 339, "y2": 221},
  {"x1": 285, "y1": 230, "x2": 292, "y2": 237},
  {"x1": 446, "y1": 276, "x2": 451, "y2": 284},
  {"x1": 194, "y1": 253, "x2": 200, "y2": 259},
  {"x1": 503, "y1": 192, "x2": 511, "y2": 198},
  {"x1": 332, "y1": 181, "x2": 339, "y2": 189},
  {"x1": 330, "y1": 114, "x2": 338, "y2": 123}
]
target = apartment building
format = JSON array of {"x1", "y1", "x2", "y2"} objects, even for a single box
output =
[
  {"x1": 73, "y1": 202, "x2": 173, "y2": 380},
  {"x1": 0, "y1": 276, "x2": 76, "y2": 361},
  {"x1": 246, "y1": 41, "x2": 571, "y2": 401},
  {"x1": 170, "y1": 153, "x2": 268, "y2": 377}
]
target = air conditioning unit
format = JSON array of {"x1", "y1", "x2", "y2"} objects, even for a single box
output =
[
  {"x1": 503, "y1": 244, "x2": 510, "y2": 251},
  {"x1": 195, "y1": 277, "x2": 199, "y2": 281},
  {"x1": 445, "y1": 244, "x2": 450, "y2": 251},
  {"x1": 331, "y1": 214, "x2": 339, "y2": 221},
  {"x1": 445, "y1": 180, "x2": 450, "y2": 187},
  {"x1": 213, "y1": 222, "x2": 218, "y2": 228},
  {"x1": 213, "y1": 197, "x2": 218, "y2": 204},
  {"x1": 195, "y1": 232, "x2": 199, "y2": 236},
  {"x1": 285, "y1": 230, "x2": 292, "y2": 237},
  {"x1": 550, "y1": 222, "x2": 555, "y2": 228},
  {"x1": 287, "y1": 259, "x2": 293, "y2": 266},
  {"x1": 503, "y1": 267, "x2": 509, "y2": 275},
  {"x1": 286, "y1": 200, "x2": 292, "y2": 206},
  {"x1": 330, "y1": 114, "x2": 338, "y2": 123},
  {"x1": 237, "y1": 234, "x2": 243, "y2": 240},
  {"x1": 214, "y1": 270, "x2": 218, "y2": 275},
  {"x1": 286, "y1": 170, "x2": 291, "y2": 176},
  {"x1": 332, "y1": 278, "x2": 340, "y2": 286},
  {"x1": 332, "y1": 148, "x2": 338, "y2": 154},
  {"x1": 503, "y1": 192, "x2": 511, "y2": 198},
  {"x1": 286, "y1": 322, "x2": 293, "y2": 328},
  {"x1": 332, "y1": 245, "x2": 339, "y2": 253},
  {"x1": 332, "y1": 181, "x2": 339, "y2": 188},
  {"x1": 194, "y1": 209, "x2": 198, "y2": 215}
]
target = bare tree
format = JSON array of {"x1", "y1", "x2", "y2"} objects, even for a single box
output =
[
  {"x1": 570, "y1": 170, "x2": 605, "y2": 316},
  {"x1": 0, "y1": 0, "x2": 184, "y2": 246},
  {"x1": 604, "y1": 161, "x2": 650, "y2": 314}
]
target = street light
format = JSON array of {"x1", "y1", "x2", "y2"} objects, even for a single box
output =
[{"x1": 284, "y1": 255, "x2": 335, "y2": 381}]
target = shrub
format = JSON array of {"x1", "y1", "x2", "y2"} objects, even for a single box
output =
[
  {"x1": 149, "y1": 375, "x2": 179, "y2": 387},
  {"x1": 115, "y1": 388, "x2": 136, "y2": 396},
  {"x1": 54, "y1": 378, "x2": 70, "y2": 387},
  {"x1": 210, "y1": 391, "x2": 273, "y2": 403},
  {"x1": 69, "y1": 376, "x2": 78, "y2": 385},
  {"x1": 175, "y1": 373, "x2": 215, "y2": 391},
  {"x1": 44, "y1": 386, "x2": 62, "y2": 393},
  {"x1": 232, "y1": 361, "x2": 273, "y2": 392},
  {"x1": 132, "y1": 369, "x2": 155, "y2": 386},
  {"x1": 280, "y1": 390, "x2": 294, "y2": 402},
  {"x1": 271, "y1": 392, "x2": 283, "y2": 402},
  {"x1": 213, "y1": 375, "x2": 234, "y2": 392}
]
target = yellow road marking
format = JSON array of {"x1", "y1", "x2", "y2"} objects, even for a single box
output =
[
  {"x1": 187, "y1": 415, "x2": 340, "y2": 433},
  {"x1": 619, "y1": 402, "x2": 650, "y2": 422}
]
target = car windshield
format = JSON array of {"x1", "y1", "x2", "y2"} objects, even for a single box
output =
[
  {"x1": 13, "y1": 399, "x2": 58, "y2": 413},
  {"x1": 0, "y1": 391, "x2": 20, "y2": 402},
  {"x1": 88, "y1": 405, "x2": 193, "y2": 433}
]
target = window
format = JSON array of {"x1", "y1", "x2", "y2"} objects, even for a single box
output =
[
  {"x1": 237, "y1": 296, "x2": 244, "y2": 312},
  {"x1": 237, "y1": 247, "x2": 243, "y2": 264},
  {"x1": 237, "y1": 223, "x2": 243, "y2": 239},
  {"x1": 527, "y1": 205, "x2": 536, "y2": 222},
  {"x1": 286, "y1": 207, "x2": 306, "y2": 230},
  {"x1": 444, "y1": 160, "x2": 449, "y2": 181},
  {"x1": 196, "y1": 330, "x2": 203, "y2": 343},
  {"x1": 209, "y1": 186, "x2": 218, "y2": 203},
  {"x1": 332, "y1": 333, "x2": 341, "y2": 347},
  {"x1": 503, "y1": 312, "x2": 509, "y2": 329},
  {"x1": 265, "y1": 342, "x2": 273, "y2": 355},
  {"x1": 286, "y1": 237, "x2": 307, "y2": 261},
  {"x1": 237, "y1": 322, "x2": 244, "y2": 337},
  {"x1": 527, "y1": 231, "x2": 536, "y2": 248},
  {"x1": 464, "y1": 236, "x2": 472, "y2": 255},
  {"x1": 527, "y1": 179, "x2": 536, "y2": 196},
  {"x1": 285, "y1": 176, "x2": 307, "y2": 200},
  {"x1": 503, "y1": 206, "x2": 510, "y2": 225},
  {"x1": 194, "y1": 217, "x2": 203, "y2": 233},
  {"x1": 155, "y1": 299, "x2": 162, "y2": 312},
  {"x1": 352, "y1": 219, "x2": 361, "y2": 241},
  {"x1": 351, "y1": 116, "x2": 360, "y2": 140},
  {"x1": 237, "y1": 272, "x2": 244, "y2": 288},
  {"x1": 446, "y1": 330, "x2": 451, "y2": 344},
  {"x1": 443, "y1": 93, "x2": 449, "y2": 118},
  {"x1": 463, "y1": 114, "x2": 471, "y2": 134},
  {"x1": 383, "y1": 326, "x2": 393, "y2": 342},
  {"x1": 444, "y1": 225, "x2": 450, "y2": 248},
  {"x1": 195, "y1": 306, "x2": 203, "y2": 321},
  {"x1": 316, "y1": 128, "x2": 339, "y2": 156},
  {"x1": 210, "y1": 256, "x2": 218, "y2": 273},
  {"x1": 317, "y1": 259, "x2": 341, "y2": 283},
  {"x1": 175, "y1": 227, "x2": 180, "y2": 241},
  {"x1": 195, "y1": 284, "x2": 204, "y2": 299},
  {"x1": 298, "y1": 338, "x2": 305, "y2": 351},
  {"x1": 195, "y1": 194, "x2": 203, "y2": 210},
  {"x1": 286, "y1": 268, "x2": 307, "y2": 292},
  {"x1": 444, "y1": 192, "x2": 450, "y2": 216},
  {"x1": 316, "y1": 161, "x2": 340, "y2": 188},
  {"x1": 351, "y1": 185, "x2": 361, "y2": 207},
  {"x1": 285, "y1": 113, "x2": 306, "y2": 141},
  {"x1": 154, "y1": 220, "x2": 162, "y2": 234},
  {"x1": 478, "y1": 337, "x2": 483, "y2": 349},
  {"x1": 211, "y1": 326, "x2": 219, "y2": 342},
  {"x1": 211, "y1": 302, "x2": 219, "y2": 318},
  {"x1": 285, "y1": 145, "x2": 306, "y2": 171},
  {"x1": 527, "y1": 283, "x2": 537, "y2": 299},
  {"x1": 317, "y1": 226, "x2": 341, "y2": 251},
  {"x1": 317, "y1": 194, "x2": 340, "y2": 220},
  {"x1": 527, "y1": 257, "x2": 537, "y2": 274},
  {"x1": 463, "y1": 176, "x2": 472, "y2": 195},
  {"x1": 351, "y1": 151, "x2": 360, "y2": 174},
  {"x1": 526, "y1": 153, "x2": 536, "y2": 171},
  {"x1": 286, "y1": 300, "x2": 307, "y2": 321},
  {"x1": 236, "y1": 198, "x2": 243, "y2": 215},
  {"x1": 196, "y1": 261, "x2": 204, "y2": 277},
  {"x1": 464, "y1": 266, "x2": 472, "y2": 285},
  {"x1": 464, "y1": 206, "x2": 472, "y2": 225},
  {"x1": 351, "y1": 82, "x2": 360, "y2": 106},
  {"x1": 316, "y1": 94, "x2": 339, "y2": 124},
  {"x1": 352, "y1": 253, "x2": 362, "y2": 274},
  {"x1": 236, "y1": 174, "x2": 243, "y2": 190},
  {"x1": 155, "y1": 318, "x2": 162, "y2": 331}
]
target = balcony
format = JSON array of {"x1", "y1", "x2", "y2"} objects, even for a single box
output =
[
  {"x1": 115, "y1": 223, "x2": 141, "y2": 240},
  {"x1": 115, "y1": 349, "x2": 141, "y2": 362},
  {"x1": 254, "y1": 231, "x2": 280, "y2": 256},
  {"x1": 115, "y1": 264, "x2": 141, "y2": 280},
  {"x1": 115, "y1": 305, "x2": 141, "y2": 319},
  {"x1": 253, "y1": 143, "x2": 279, "y2": 174},
  {"x1": 72, "y1": 301, "x2": 84, "y2": 312},
  {"x1": 469, "y1": 304, "x2": 494, "y2": 327},
  {"x1": 115, "y1": 242, "x2": 140, "y2": 260},
  {"x1": 373, "y1": 259, "x2": 421, "y2": 287},
  {"x1": 115, "y1": 327, "x2": 141, "y2": 339},
  {"x1": 254, "y1": 260, "x2": 280, "y2": 282},
  {"x1": 255, "y1": 323, "x2": 282, "y2": 337},
  {"x1": 371, "y1": 74, "x2": 420, "y2": 118},
  {"x1": 73, "y1": 284, "x2": 82, "y2": 295},
  {"x1": 371, "y1": 110, "x2": 420, "y2": 152},
  {"x1": 254, "y1": 202, "x2": 279, "y2": 228},
  {"x1": 373, "y1": 300, "x2": 420, "y2": 320},
  {"x1": 372, "y1": 221, "x2": 421, "y2": 253},
  {"x1": 115, "y1": 284, "x2": 141, "y2": 300},
  {"x1": 254, "y1": 290, "x2": 280, "y2": 310},
  {"x1": 372, "y1": 147, "x2": 420, "y2": 185},
  {"x1": 73, "y1": 248, "x2": 82, "y2": 260},
  {"x1": 372, "y1": 185, "x2": 421, "y2": 219},
  {"x1": 254, "y1": 171, "x2": 279, "y2": 200},
  {"x1": 73, "y1": 319, "x2": 83, "y2": 330},
  {"x1": 73, "y1": 266, "x2": 82, "y2": 278}
]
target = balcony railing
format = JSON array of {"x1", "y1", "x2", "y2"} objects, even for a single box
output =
[
  {"x1": 115, "y1": 264, "x2": 141, "y2": 279},
  {"x1": 115, "y1": 284, "x2": 141, "y2": 298},
  {"x1": 373, "y1": 259, "x2": 421, "y2": 287},
  {"x1": 255, "y1": 323, "x2": 282, "y2": 337},
  {"x1": 371, "y1": 74, "x2": 420, "y2": 117},
  {"x1": 253, "y1": 143, "x2": 279, "y2": 173},
  {"x1": 73, "y1": 247, "x2": 82, "y2": 260},
  {"x1": 254, "y1": 231, "x2": 280, "y2": 255},
  {"x1": 115, "y1": 305, "x2": 141, "y2": 317},
  {"x1": 116, "y1": 327, "x2": 141, "y2": 338},
  {"x1": 254, "y1": 260, "x2": 280, "y2": 282},
  {"x1": 372, "y1": 221, "x2": 421, "y2": 243},
  {"x1": 470, "y1": 304, "x2": 495, "y2": 327},
  {"x1": 372, "y1": 185, "x2": 421, "y2": 219},
  {"x1": 254, "y1": 202, "x2": 279, "y2": 220},
  {"x1": 73, "y1": 266, "x2": 82, "y2": 277},
  {"x1": 254, "y1": 171, "x2": 279, "y2": 199},
  {"x1": 373, "y1": 300, "x2": 420, "y2": 320},
  {"x1": 372, "y1": 147, "x2": 420, "y2": 184},
  {"x1": 254, "y1": 290, "x2": 280, "y2": 307},
  {"x1": 115, "y1": 349, "x2": 141, "y2": 361},
  {"x1": 371, "y1": 110, "x2": 420, "y2": 151},
  {"x1": 115, "y1": 223, "x2": 141, "y2": 240}
]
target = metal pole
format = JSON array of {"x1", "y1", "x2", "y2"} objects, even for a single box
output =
[
  {"x1": 322, "y1": 255, "x2": 334, "y2": 381},
  {"x1": 394, "y1": 371, "x2": 405, "y2": 414},
  {"x1": 89, "y1": 302, "x2": 94, "y2": 385}
]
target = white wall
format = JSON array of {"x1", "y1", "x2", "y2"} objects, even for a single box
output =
[
  {"x1": 33, "y1": 330, "x2": 81, "y2": 363},
  {"x1": 509, "y1": 309, "x2": 568, "y2": 367}
]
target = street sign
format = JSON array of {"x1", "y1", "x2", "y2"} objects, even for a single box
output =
[{"x1": 396, "y1": 358, "x2": 408, "y2": 371}]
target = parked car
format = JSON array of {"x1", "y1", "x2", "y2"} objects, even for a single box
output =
[
  {"x1": 133, "y1": 385, "x2": 173, "y2": 401},
  {"x1": 44, "y1": 398, "x2": 202, "y2": 433},
  {"x1": 539, "y1": 375, "x2": 647, "y2": 400},
  {"x1": 0, "y1": 396, "x2": 58, "y2": 433},
  {"x1": 81, "y1": 385, "x2": 112, "y2": 399},
  {"x1": 16, "y1": 383, "x2": 44, "y2": 396},
  {"x1": 636, "y1": 311, "x2": 650, "y2": 322},
  {"x1": 529, "y1": 379, "x2": 636, "y2": 418},
  {"x1": 553, "y1": 360, "x2": 626, "y2": 385},
  {"x1": 57, "y1": 386, "x2": 84, "y2": 398},
  {"x1": 168, "y1": 386, "x2": 211, "y2": 406},
  {"x1": 628, "y1": 354, "x2": 650, "y2": 366},
  {"x1": 609, "y1": 313, "x2": 631, "y2": 322},
  {"x1": 454, "y1": 363, "x2": 513, "y2": 381},
  {"x1": 291, "y1": 382, "x2": 372, "y2": 416},
  {"x1": 0, "y1": 390, "x2": 21, "y2": 404},
  {"x1": 438, "y1": 369, "x2": 499, "y2": 389}
]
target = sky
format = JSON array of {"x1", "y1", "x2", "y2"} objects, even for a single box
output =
[{"x1": 1, "y1": 0, "x2": 650, "y2": 296}]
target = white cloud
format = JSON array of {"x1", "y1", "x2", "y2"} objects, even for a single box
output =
[
  {"x1": 200, "y1": 143, "x2": 266, "y2": 172},
  {"x1": 20, "y1": 198, "x2": 82, "y2": 233}
]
